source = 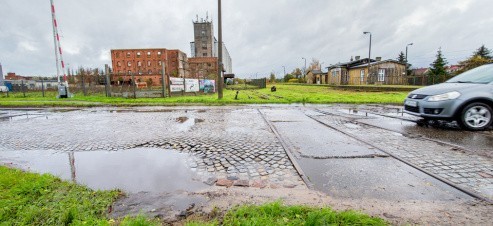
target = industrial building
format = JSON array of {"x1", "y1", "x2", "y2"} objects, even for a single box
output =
[
  {"x1": 110, "y1": 48, "x2": 189, "y2": 86},
  {"x1": 189, "y1": 16, "x2": 233, "y2": 79}
]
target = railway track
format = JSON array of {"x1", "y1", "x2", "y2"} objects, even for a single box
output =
[{"x1": 307, "y1": 108, "x2": 493, "y2": 204}]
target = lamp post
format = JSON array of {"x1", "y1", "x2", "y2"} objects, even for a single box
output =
[
  {"x1": 217, "y1": 0, "x2": 223, "y2": 99},
  {"x1": 405, "y1": 43, "x2": 413, "y2": 75},
  {"x1": 363, "y1": 32, "x2": 372, "y2": 84},
  {"x1": 405, "y1": 43, "x2": 413, "y2": 62},
  {"x1": 282, "y1": 66, "x2": 286, "y2": 77},
  {"x1": 302, "y1": 57, "x2": 307, "y2": 78},
  {"x1": 406, "y1": 43, "x2": 414, "y2": 84}
]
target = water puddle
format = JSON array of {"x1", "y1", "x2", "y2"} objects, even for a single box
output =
[{"x1": 0, "y1": 148, "x2": 207, "y2": 193}]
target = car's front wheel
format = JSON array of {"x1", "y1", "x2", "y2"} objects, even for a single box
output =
[{"x1": 457, "y1": 102, "x2": 492, "y2": 131}]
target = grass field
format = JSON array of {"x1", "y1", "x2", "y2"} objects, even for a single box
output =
[{"x1": 0, "y1": 84, "x2": 409, "y2": 107}]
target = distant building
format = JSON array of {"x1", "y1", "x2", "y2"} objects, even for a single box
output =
[
  {"x1": 110, "y1": 48, "x2": 189, "y2": 85},
  {"x1": 5, "y1": 72, "x2": 32, "y2": 81},
  {"x1": 411, "y1": 68, "x2": 430, "y2": 76},
  {"x1": 326, "y1": 56, "x2": 406, "y2": 85},
  {"x1": 6, "y1": 79, "x2": 58, "y2": 91},
  {"x1": 189, "y1": 16, "x2": 233, "y2": 79},
  {"x1": 306, "y1": 70, "x2": 326, "y2": 84},
  {"x1": 446, "y1": 65, "x2": 464, "y2": 74}
]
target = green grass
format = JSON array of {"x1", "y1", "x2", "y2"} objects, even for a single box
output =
[
  {"x1": 0, "y1": 84, "x2": 408, "y2": 107},
  {"x1": 187, "y1": 202, "x2": 387, "y2": 226},
  {"x1": 0, "y1": 166, "x2": 158, "y2": 225}
]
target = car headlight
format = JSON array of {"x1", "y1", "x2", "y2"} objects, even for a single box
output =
[{"x1": 427, "y1": 91, "x2": 461, "y2": 102}]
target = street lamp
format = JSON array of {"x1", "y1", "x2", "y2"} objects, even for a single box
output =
[
  {"x1": 406, "y1": 43, "x2": 413, "y2": 63},
  {"x1": 363, "y1": 32, "x2": 372, "y2": 83},
  {"x1": 282, "y1": 66, "x2": 286, "y2": 77},
  {"x1": 406, "y1": 42, "x2": 414, "y2": 78},
  {"x1": 302, "y1": 57, "x2": 307, "y2": 78}
]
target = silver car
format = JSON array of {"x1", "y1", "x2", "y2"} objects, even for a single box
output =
[{"x1": 404, "y1": 64, "x2": 493, "y2": 131}]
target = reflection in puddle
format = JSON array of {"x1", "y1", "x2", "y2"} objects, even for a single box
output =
[{"x1": 0, "y1": 148, "x2": 206, "y2": 193}]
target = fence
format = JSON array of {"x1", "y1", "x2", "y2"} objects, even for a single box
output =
[
  {"x1": 326, "y1": 74, "x2": 452, "y2": 86},
  {"x1": 1, "y1": 72, "x2": 219, "y2": 99}
]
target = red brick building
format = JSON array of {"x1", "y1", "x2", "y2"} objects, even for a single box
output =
[
  {"x1": 5, "y1": 73, "x2": 31, "y2": 80},
  {"x1": 189, "y1": 57, "x2": 218, "y2": 79},
  {"x1": 110, "y1": 48, "x2": 189, "y2": 86}
]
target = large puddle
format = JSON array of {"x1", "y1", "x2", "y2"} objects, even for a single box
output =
[{"x1": 0, "y1": 148, "x2": 207, "y2": 193}]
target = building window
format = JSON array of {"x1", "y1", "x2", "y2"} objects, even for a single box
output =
[
  {"x1": 147, "y1": 51, "x2": 151, "y2": 56},
  {"x1": 378, "y1": 69, "x2": 385, "y2": 82},
  {"x1": 203, "y1": 53, "x2": 207, "y2": 57},
  {"x1": 332, "y1": 70, "x2": 337, "y2": 77},
  {"x1": 117, "y1": 62, "x2": 121, "y2": 67},
  {"x1": 148, "y1": 70, "x2": 152, "y2": 74},
  {"x1": 158, "y1": 61, "x2": 162, "y2": 66},
  {"x1": 116, "y1": 52, "x2": 120, "y2": 58},
  {"x1": 126, "y1": 52, "x2": 131, "y2": 57},
  {"x1": 147, "y1": 61, "x2": 151, "y2": 66},
  {"x1": 136, "y1": 52, "x2": 141, "y2": 58},
  {"x1": 158, "y1": 51, "x2": 162, "y2": 56},
  {"x1": 360, "y1": 70, "x2": 365, "y2": 82},
  {"x1": 127, "y1": 70, "x2": 131, "y2": 74},
  {"x1": 127, "y1": 61, "x2": 132, "y2": 67},
  {"x1": 137, "y1": 61, "x2": 142, "y2": 67}
]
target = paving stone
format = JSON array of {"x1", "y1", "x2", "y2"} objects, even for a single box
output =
[
  {"x1": 216, "y1": 179, "x2": 234, "y2": 187},
  {"x1": 233, "y1": 180, "x2": 250, "y2": 187}
]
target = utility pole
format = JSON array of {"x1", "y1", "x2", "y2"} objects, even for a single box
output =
[
  {"x1": 0, "y1": 62, "x2": 4, "y2": 86},
  {"x1": 104, "y1": 64, "x2": 111, "y2": 97},
  {"x1": 302, "y1": 57, "x2": 307, "y2": 78},
  {"x1": 282, "y1": 66, "x2": 286, "y2": 78},
  {"x1": 161, "y1": 63, "x2": 166, "y2": 98},
  {"x1": 217, "y1": 0, "x2": 224, "y2": 99},
  {"x1": 131, "y1": 72, "x2": 136, "y2": 99},
  {"x1": 363, "y1": 32, "x2": 372, "y2": 83}
]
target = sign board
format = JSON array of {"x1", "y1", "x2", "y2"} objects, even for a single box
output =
[
  {"x1": 170, "y1": 85, "x2": 184, "y2": 92},
  {"x1": 169, "y1": 77, "x2": 184, "y2": 85},
  {"x1": 199, "y1": 79, "x2": 216, "y2": 93},
  {"x1": 185, "y1": 79, "x2": 199, "y2": 92}
]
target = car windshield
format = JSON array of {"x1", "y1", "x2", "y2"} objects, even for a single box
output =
[{"x1": 446, "y1": 64, "x2": 493, "y2": 84}]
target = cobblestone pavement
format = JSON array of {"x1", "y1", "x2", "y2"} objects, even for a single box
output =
[
  {"x1": 0, "y1": 107, "x2": 303, "y2": 188},
  {"x1": 313, "y1": 106, "x2": 493, "y2": 201}
]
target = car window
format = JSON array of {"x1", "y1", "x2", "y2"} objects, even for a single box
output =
[{"x1": 447, "y1": 64, "x2": 493, "y2": 84}]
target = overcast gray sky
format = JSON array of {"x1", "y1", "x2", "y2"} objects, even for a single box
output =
[{"x1": 1, "y1": 0, "x2": 492, "y2": 78}]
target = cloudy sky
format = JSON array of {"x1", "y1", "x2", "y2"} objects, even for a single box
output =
[{"x1": 1, "y1": 0, "x2": 492, "y2": 78}]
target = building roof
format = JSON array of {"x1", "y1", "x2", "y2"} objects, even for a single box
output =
[
  {"x1": 312, "y1": 70, "x2": 325, "y2": 75},
  {"x1": 412, "y1": 68, "x2": 429, "y2": 76},
  {"x1": 326, "y1": 58, "x2": 376, "y2": 70},
  {"x1": 350, "y1": 59, "x2": 405, "y2": 69}
]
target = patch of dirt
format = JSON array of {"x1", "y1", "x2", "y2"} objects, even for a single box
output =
[{"x1": 112, "y1": 186, "x2": 493, "y2": 225}]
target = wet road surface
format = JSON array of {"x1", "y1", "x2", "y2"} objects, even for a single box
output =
[
  {"x1": 0, "y1": 105, "x2": 492, "y2": 220},
  {"x1": 261, "y1": 108, "x2": 475, "y2": 201}
]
